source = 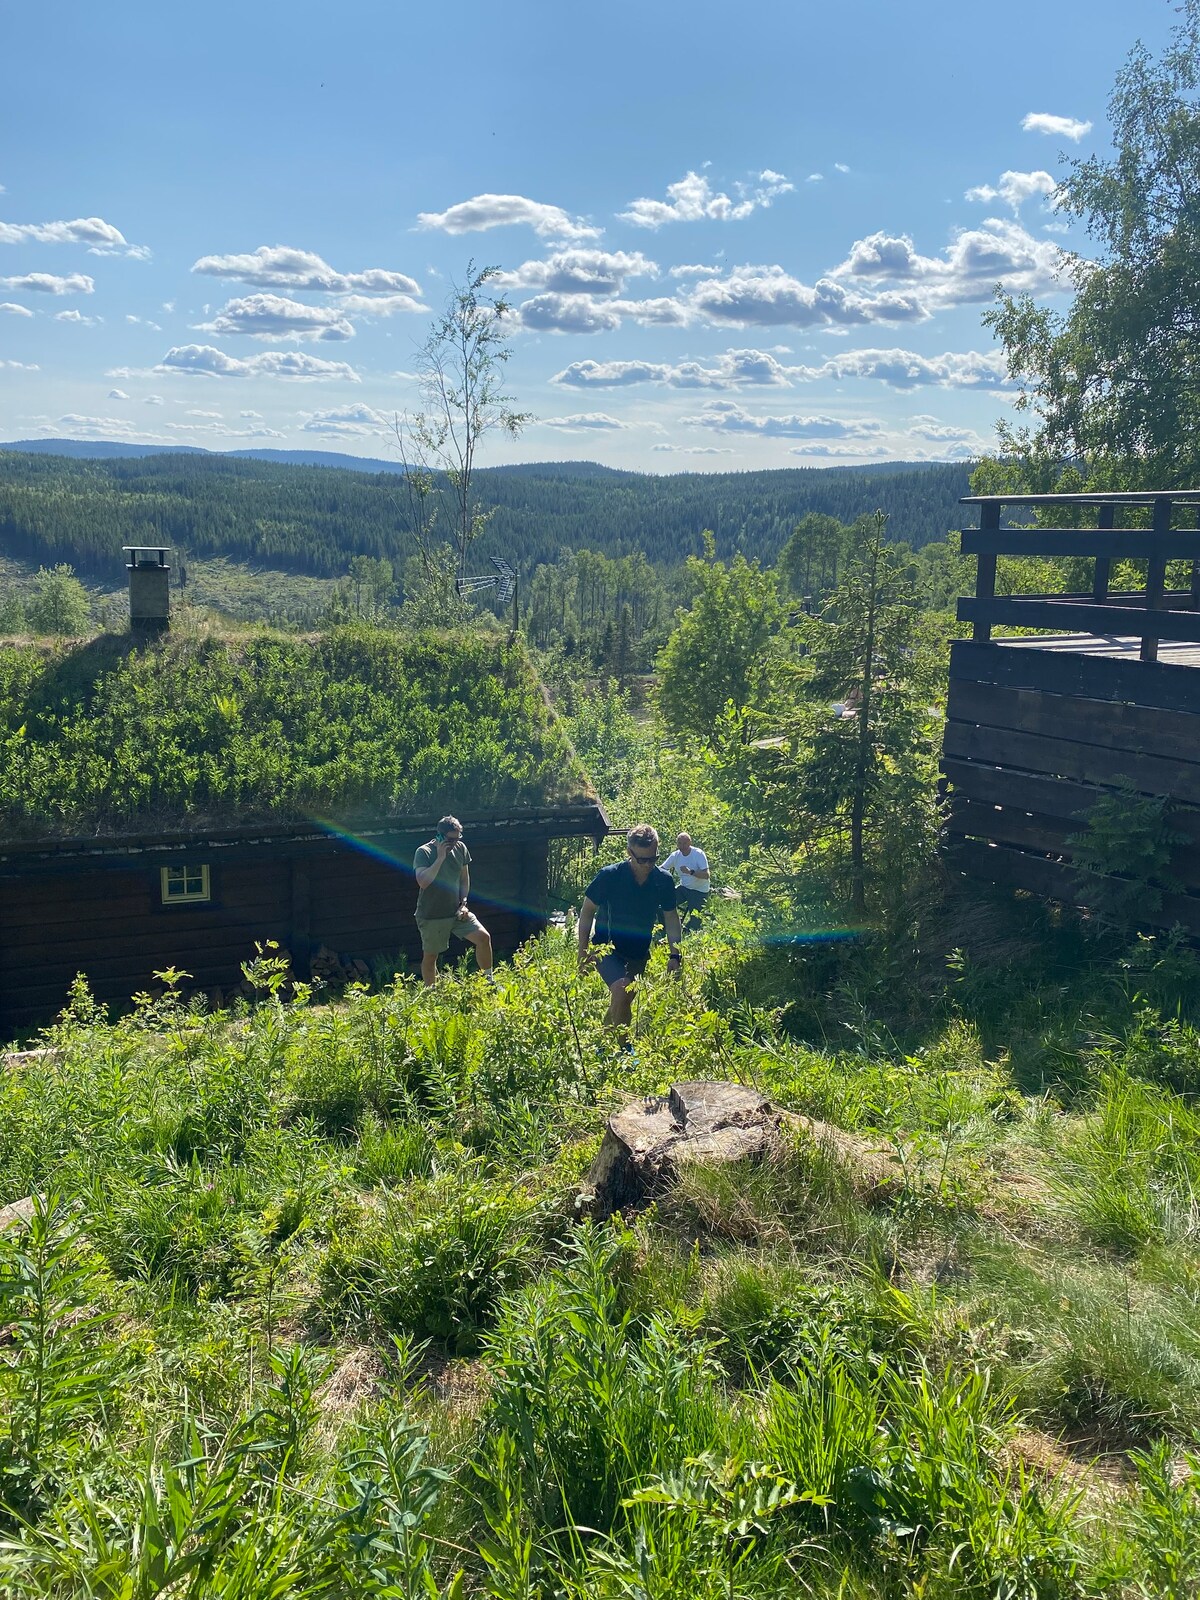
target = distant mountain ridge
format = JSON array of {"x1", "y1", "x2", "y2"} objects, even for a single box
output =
[
  {"x1": 0, "y1": 443, "x2": 974, "y2": 579},
  {"x1": 3, "y1": 438, "x2": 963, "y2": 481}
]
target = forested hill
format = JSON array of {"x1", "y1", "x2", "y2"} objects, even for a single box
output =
[{"x1": 0, "y1": 447, "x2": 971, "y2": 580}]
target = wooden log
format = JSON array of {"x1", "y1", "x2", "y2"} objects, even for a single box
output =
[
  {"x1": 941, "y1": 720, "x2": 1200, "y2": 805},
  {"x1": 949, "y1": 638, "x2": 1200, "y2": 715},
  {"x1": 945, "y1": 680, "x2": 1200, "y2": 766},
  {"x1": 957, "y1": 595, "x2": 1200, "y2": 643},
  {"x1": 944, "y1": 837, "x2": 1200, "y2": 932}
]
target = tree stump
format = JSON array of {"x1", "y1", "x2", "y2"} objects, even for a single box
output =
[
  {"x1": 581, "y1": 1081, "x2": 787, "y2": 1219},
  {"x1": 579, "y1": 1080, "x2": 902, "y2": 1219}
]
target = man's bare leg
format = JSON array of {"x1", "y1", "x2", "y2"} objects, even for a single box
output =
[
  {"x1": 604, "y1": 977, "x2": 634, "y2": 1029},
  {"x1": 466, "y1": 926, "x2": 494, "y2": 974},
  {"x1": 421, "y1": 951, "x2": 439, "y2": 986}
]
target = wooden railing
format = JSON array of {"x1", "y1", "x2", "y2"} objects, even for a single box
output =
[{"x1": 959, "y1": 490, "x2": 1200, "y2": 661}]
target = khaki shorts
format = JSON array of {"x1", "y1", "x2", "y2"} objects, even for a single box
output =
[{"x1": 416, "y1": 909, "x2": 487, "y2": 955}]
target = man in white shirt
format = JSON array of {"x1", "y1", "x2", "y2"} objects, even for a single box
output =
[{"x1": 660, "y1": 832, "x2": 712, "y2": 931}]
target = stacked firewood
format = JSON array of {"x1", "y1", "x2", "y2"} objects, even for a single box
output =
[{"x1": 309, "y1": 945, "x2": 372, "y2": 988}]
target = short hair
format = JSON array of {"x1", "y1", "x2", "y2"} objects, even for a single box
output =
[
  {"x1": 627, "y1": 822, "x2": 659, "y2": 851},
  {"x1": 437, "y1": 815, "x2": 462, "y2": 835}
]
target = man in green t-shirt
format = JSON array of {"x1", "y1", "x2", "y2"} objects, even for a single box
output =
[{"x1": 412, "y1": 815, "x2": 494, "y2": 985}]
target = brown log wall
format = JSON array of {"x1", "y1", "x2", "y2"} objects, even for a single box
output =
[
  {"x1": 941, "y1": 641, "x2": 1200, "y2": 931},
  {"x1": 0, "y1": 837, "x2": 546, "y2": 1036}
]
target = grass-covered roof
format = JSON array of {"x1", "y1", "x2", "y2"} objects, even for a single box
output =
[{"x1": 0, "y1": 625, "x2": 593, "y2": 840}]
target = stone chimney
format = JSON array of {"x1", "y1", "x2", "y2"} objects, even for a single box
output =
[{"x1": 124, "y1": 546, "x2": 171, "y2": 635}]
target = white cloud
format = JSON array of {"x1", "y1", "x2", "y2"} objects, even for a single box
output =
[
  {"x1": 416, "y1": 194, "x2": 599, "y2": 241},
  {"x1": 552, "y1": 347, "x2": 792, "y2": 390},
  {"x1": 300, "y1": 403, "x2": 388, "y2": 436},
  {"x1": 166, "y1": 419, "x2": 285, "y2": 439},
  {"x1": 51, "y1": 413, "x2": 145, "y2": 439},
  {"x1": 0, "y1": 272, "x2": 94, "y2": 295},
  {"x1": 156, "y1": 344, "x2": 360, "y2": 381},
  {"x1": 652, "y1": 443, "x2": 737, "y2": 455},
  {"x1": 107, "y1": 388, "x2": 130, "y2": 400},
  {"x1": 239, "y1": 409, "x2": 262, "y2": 418},
  {"x1": 192, "y1": 245, "x2": 422, "y2": 295},
  {"x1": 519, "y1": 293, "x2": 624, "y2": 334},
  {"x1": 791, "y1": 346, "x2": 1013, "y2": 391},
  {"x1": 1, "y1": 358, "x2": 39, "y2": 370},
  {"x1": 688, "y1": 264, "x2": 926, "y2": 327},
  {"x1": 1022, "y1": 112, "x2": 1092, "y2": 141},
  {"x1": 619, "y1": 168, "x2": 792, "y2": 228},
  {"x1": 834, "y1": 163, "x2": 850, "y2": 174},
  {"x1": 497, "y1": 249, "x2": 657, "y2": 296},
  {"x1": 669, "y1": 263, "x2": 722, "y2": 278},
  {"x1": 682, "y1": 400, "x2": 883, "y2": 439},
  {"x1": 614, "y1": 295, "x2": 690, "y2": 326},
  {"x1": 197, "y1": 293, "x2": 356, "y2": 342},
  {"x1": 144, "y1": 395, "x2": 164, "y2": 405},
  {"x1": 789, "y1": 441, "x2": 889, "y2": 459},
  {"x1": 0, "y1": 301, "x2": 32, "y2": 316},
  {"x1": 551, "y1": 358, "x2": 671, "y2": 388},
  {"x1": 965, "y1": 170, "x2": 1058, "y2": 211},
  {"x1": 806, "y1": 173, "x2": 824, "y2": 183},
  {"x1": 54, "y1": 308, "x2": 96, "y2": 324},
  {"x1": 336, "y1": 292, "x2": 424, "y2": 316},
  {"x1": 538, "y1": 412, "x2": 629, "y2": 431},
  {"x1": 126, "y1": 314, "x2": 163, "y2": 330},
  {"x1": 832, "y1": 219, "x2": 1063, "y2": 306},
  {"x1": 906, "y1": 415, "x2": 981, "y2": 443},
  {"x1": 0, "y1": 215, "x2": 145, "y2": 255},
  {"x1": 186, "y1": 408, "x2": 224, "y2": 419}
]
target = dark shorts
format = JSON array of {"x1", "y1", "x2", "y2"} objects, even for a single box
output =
[
  {"x1": 677, "y1": 887, "x2": 709, "y2": 916},
  {"x1": 595, "y1": 948, "x2": 649, "y2": 987}
]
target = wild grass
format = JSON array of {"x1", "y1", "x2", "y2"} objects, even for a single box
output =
[{"x1": 2, "y1": 919, "x2": 1200, "y2": 1594}]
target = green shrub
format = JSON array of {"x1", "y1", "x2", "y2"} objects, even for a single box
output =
[{"x1": 316, "y1": 1172, "x2": 550, "y2": 1350}]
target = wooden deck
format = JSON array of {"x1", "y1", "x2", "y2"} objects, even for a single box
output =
[
  {"x1": 941, "y1": 492, "x2": 1200, "y2": 931},
  {"x1": 1000, "y1": 635, "x2": 1200, "y2": 668}
]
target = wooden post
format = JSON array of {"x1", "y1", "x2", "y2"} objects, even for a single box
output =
[
  {"x1": 1093, "y1": 502, "x2": 1113, "y2": 603},
  {"x1": 1142, "y1": 497, "x2": 1171, "y2": 664},
  {"x1": 974, "y1": 502, "x2": 999, "y2": 644}
]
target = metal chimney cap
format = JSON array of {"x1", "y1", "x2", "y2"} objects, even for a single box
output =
[{"x1": 123, "y1": 546, "x2": 171, "y2": 568}]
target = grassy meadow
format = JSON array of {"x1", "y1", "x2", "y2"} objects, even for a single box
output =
[{"x1": 2, "y1": 896, "x2": 1199, "y2": 1599}]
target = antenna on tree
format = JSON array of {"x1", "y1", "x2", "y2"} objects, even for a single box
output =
[{"x1": 455, "y1": 556, "x2": 519, "y2": 627}]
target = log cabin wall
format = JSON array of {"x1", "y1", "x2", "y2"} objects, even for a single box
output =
[
  {"x1": 0, "y1": 812, "x2": 599, "y2": 1037},
  {"x1": 942, "y1": 490, "x2": 1200, "y2": 931}
]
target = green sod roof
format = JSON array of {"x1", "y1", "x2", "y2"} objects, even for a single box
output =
[{"x1": 0, "y1": 626, "x2": 594, "y2": 839}]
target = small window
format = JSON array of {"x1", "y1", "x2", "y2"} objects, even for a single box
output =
[{"x1": 161, "y1": 864, "x2": 210, "y2": 904}]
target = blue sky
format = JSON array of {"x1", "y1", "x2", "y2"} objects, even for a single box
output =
[{"x1": 0, "y1": 1, "x2": 1176, "y2": 472}]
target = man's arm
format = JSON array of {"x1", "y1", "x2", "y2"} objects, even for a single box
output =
[
  {"x1": 577, "y1": 896, "x2": 598, "y2": 970},
  {"x1": 414, "y1": 844, "x2": 446, "y2": 889},
  {"x1": 458, "y1": 862, "x2": 470, "y2": 911},
  {"x1": 689, "y1": 866, "x2": 711, "y2": 880},
  {"x1": 663, "y1": 907, "x2": 683, "y2": 961}
]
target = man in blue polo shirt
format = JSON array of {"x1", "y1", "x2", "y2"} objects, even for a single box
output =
[{"x1": 578, "y1": 822, "x2": 683, "y2": 1029}]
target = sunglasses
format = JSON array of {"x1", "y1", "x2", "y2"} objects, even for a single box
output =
[{"x1": 629, "y1": 849, "x2": 658, "y2": 863}]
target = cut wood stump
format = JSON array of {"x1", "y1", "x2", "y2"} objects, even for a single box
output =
[
  {"x1": 0, "y1": 1195, "x2": 37, "y2": 1233},
  {"x1": 579, "y1": 1079, "x2": 900, "y2": 1219}
]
